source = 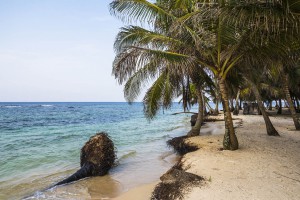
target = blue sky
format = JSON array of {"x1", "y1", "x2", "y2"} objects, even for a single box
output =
[{"x1": 0, "y1": 0, "x2": 133, "y2": 102}]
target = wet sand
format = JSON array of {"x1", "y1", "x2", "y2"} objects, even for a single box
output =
[{"x1": 21, "y1": 150, "x2": 179, "y2": 200}]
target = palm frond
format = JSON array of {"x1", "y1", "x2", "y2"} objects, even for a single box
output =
[
  {"x1": 110, "y1": 0, "x2": 174, "y2": 24},
  {"x1": 123, "y1": 60, "x2": 159, "y2": 102},
  {"x1": 143, "y1": 71, "x2": 167, "y2": 119},
  {"x1": 114, "y1": 26, "x2": 183, "y2": 53}
]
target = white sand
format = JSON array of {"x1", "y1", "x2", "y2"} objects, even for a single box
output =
[
  {"x1": 184, "y1": 114, "x2": 300, "y2": 200},
  {"x1": 114, "y1": 113, "x2": 300, "y2": 200}
]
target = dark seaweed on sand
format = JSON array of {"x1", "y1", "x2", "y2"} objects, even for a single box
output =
[
  {"x1": 151, "y1": 167, "x2": 204, "y2": 200},
  {"x1": 152, "y1": 136, "x2": 204, "y2": 199},
  {"x1": 167, "y1": 136, "x2": 199, "y2": 155}
]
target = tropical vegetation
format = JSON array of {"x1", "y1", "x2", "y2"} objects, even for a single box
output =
[{"x1": 110, "y1": 0, "x2": 300, "y2": 150}]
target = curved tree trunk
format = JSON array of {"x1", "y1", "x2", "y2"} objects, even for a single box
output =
[
  {"x1": 55, "y1": 162, "x2": 93, "y2": 186},
  {"x1": 246, "y1": 78, "x2": 280, "y2": 136},
  {"x1": 187, "y1": 88, "x2": 204, "y2": 137},
  {"x1": 283, "y1": 74, "x2": 300, "y2": 130},
  {"x1": 219, "y1": 78, "x2": 239, "y2": 150}
]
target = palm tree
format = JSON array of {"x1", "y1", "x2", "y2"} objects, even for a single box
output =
[
  {"x1": 112, "y1": 26, "x2": 189, "y2": 118},
  {"x1": 110, "y1": 0, "x2": 300, "y2": 150},
  {"x1": 110, "y1": 0, "x2": 241, "y2": 150},
  {"x1": 187, "y1": 68, "x2": 215, "y2": 137},
  {"x1": 113, "y1": 25, "x2": 214, "y2": 138},
  {"x1": 111, "y1": 1, "x2": 213, "y2": 137},
  {"x1": 244, "y1": 76, "x2": 280, "y2": 136}
]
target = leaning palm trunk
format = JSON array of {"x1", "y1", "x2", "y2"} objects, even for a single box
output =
[
  {"x1": 233, "y1": 89, "x2": 240, "y2": 115},
  {"x1": 283, "y1": 74, "x2": 300, "y2": 130},
  {"x1": 187, "y1": 88, "x2": 204, "y2": 137},
  {"x1": 246, "y1": 78, "x2": 280, "y2": 136},
  {"x1": 218, "y1": 78, "x2": 238, "y2": 150}
]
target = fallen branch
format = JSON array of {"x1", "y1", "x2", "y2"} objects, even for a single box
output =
[{"x1": 171, "y1": 112, "x2": 198, "y2": 115}]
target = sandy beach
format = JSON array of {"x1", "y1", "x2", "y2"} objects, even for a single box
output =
[{"x1": 115, "y1": 112, "x2": 300, "y2": 200}]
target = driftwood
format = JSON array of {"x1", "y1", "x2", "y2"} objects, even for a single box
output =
[{"x1": 171, "y1": 112, "x2": 198, "y2": 115}]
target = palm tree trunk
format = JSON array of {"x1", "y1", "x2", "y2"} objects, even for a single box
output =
[
  {"x1": 230, "y1": 98, "x2": 234, "y2": 112},
  {"x1": 214, "y1": 78, "x2": 220, "y2": 115},
  {"x1": 54, "y1": 162, "x2": 93, "y2": 186},
  {"x1": 219, "y1": 78, "x2": 238, "y2": 150},
  {"x1": 292, "y1": 97, "x2": 296, "y2": 108},
  {"x1": 257, "y1": 102, "x2": 262, "y2": 115},
  {"x1": 246, "y1": 78, "x2": 280, "y2": 136},
  {"x1": 233, "y1": 89, "x2": 240, "y2": 115},
  {"x1": 283, "y1": 74, "x2": 300, "y2": 130},
  {"x1": 215, "y1": 99, "x2": 219, "y2": 114},
  {"x1": 187, "y1": 88, "x2": 204, "y2": 137},
  {"x1": 296, "y1": 98, "x2": 300, "y2": 111},
  {"x1": 239, "y1": 98, "x2": 242, "y2": 110},
  {"x1": 268, "y1": 100, "x2": 272, "y2": 110},
  {"x1": 277, "y1": 99, "x2": 282, "y2": 114}
]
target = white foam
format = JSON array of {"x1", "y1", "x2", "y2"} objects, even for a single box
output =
[{"x1": 4, "y1": 105, "x2": 21, "y2": 108}]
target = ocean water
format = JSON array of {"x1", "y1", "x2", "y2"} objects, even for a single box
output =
[{"x1": 0, "y1": 102, "x2": 193, "y2": 199}]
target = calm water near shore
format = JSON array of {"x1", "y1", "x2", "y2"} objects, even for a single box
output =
[{"x1": 0, "y1": 102, "x2": 192, "y2": 199}]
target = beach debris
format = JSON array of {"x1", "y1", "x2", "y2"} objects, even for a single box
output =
[
  {"x1": 151, "y1": 163, "x2": 204, "y2": 200},
  {"x1": 167, "y1": 136, "x2": 198, "y2": 155},
  {"x1": 54, "y1": 132, "x2": 116, "y2": 186},
  {"x1": 153, "y1": 136, "x2": 204, "y2": 199}
]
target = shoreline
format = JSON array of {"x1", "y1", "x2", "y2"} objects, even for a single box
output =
[
  {"x1": 113, "y1": 116, "x2": 233, "y2": 199},
  {"x1": 113, "y1": 112, "x2": 300, "y2": 199}
]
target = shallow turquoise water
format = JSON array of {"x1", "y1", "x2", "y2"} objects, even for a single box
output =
[{"x1": 0, "y1": 102, "x2": 193, "y2": 199}]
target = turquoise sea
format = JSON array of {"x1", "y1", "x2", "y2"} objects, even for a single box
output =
[{"x1": 0, "y1": 102, "x2": 193, "y2": 199}]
